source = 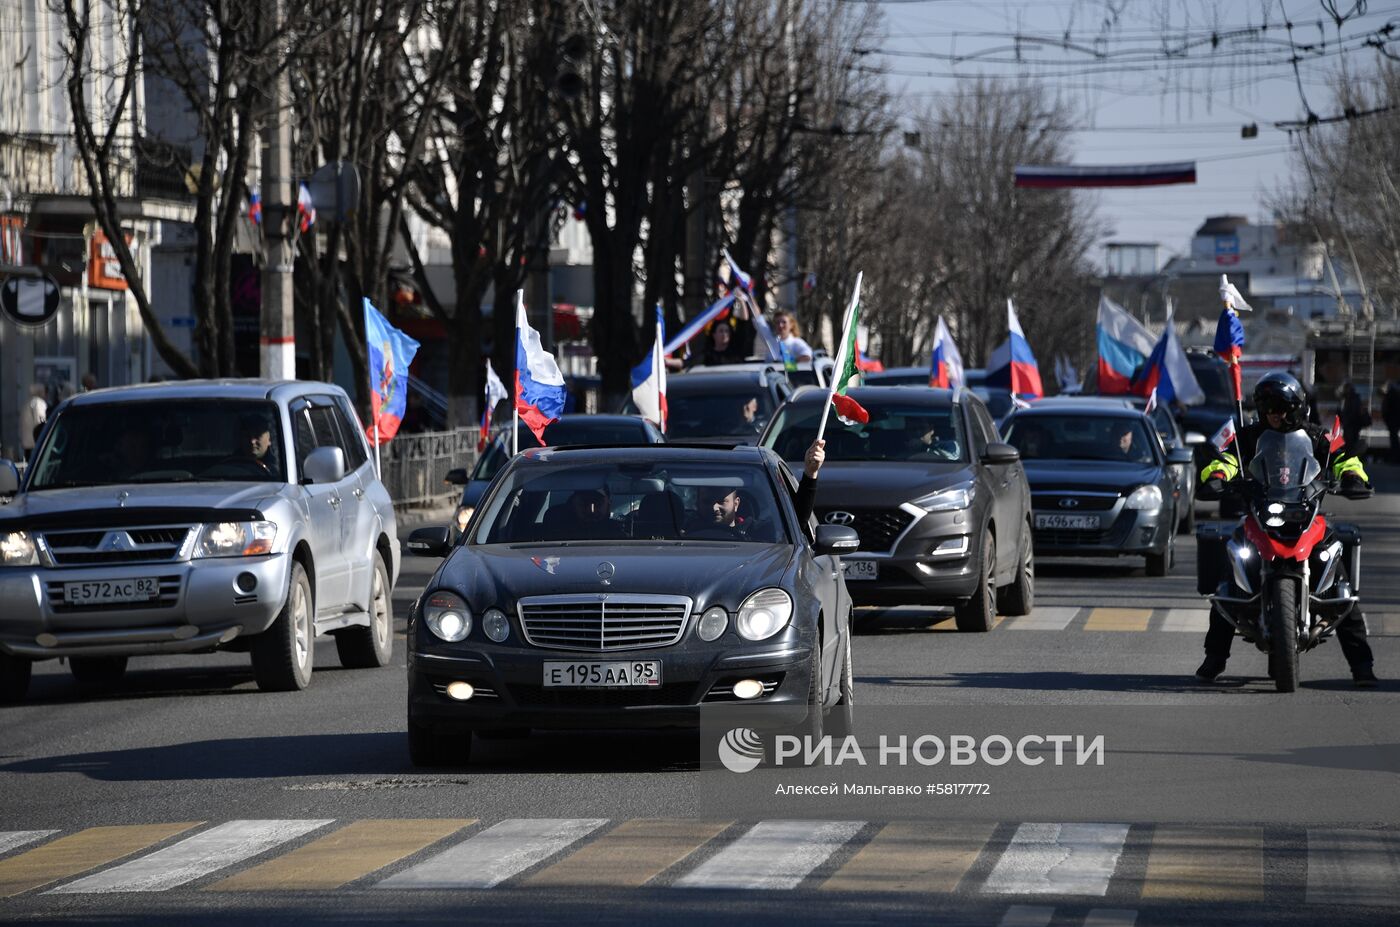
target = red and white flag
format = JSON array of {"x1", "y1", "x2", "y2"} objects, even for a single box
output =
[
  {"x1": 1326, "y1": 415, "x2": 1345, "y2": 453},
  {"x1": 1211, "y1": 418, "x2": 1237, "y2": 453}
]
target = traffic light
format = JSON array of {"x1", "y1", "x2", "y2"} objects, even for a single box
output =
[{"x1": 555, "y1": 34, "x2": 587, "y2": 100}]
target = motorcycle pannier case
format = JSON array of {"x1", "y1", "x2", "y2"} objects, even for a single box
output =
[
  {"x1": 1333, "y1": 522, "x2": 1362, "y2": 592},
  {"x1": 1195, "y1": 520, "x2": 1235, "y2": 595}
]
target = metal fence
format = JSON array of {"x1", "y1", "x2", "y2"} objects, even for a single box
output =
[{"x1": 378, "y1": 427, "x2": 477, "y2": 510}]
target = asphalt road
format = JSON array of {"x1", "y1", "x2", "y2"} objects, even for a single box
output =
[{"x1": 2, "y1": 469, "x2": 1400, "y2": 925}]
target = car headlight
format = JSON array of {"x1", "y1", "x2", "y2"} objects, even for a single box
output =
[
  {"x1": 697, "y1": 605, "x2": 728, "y2": 642},
  {"x1": 912, "y1": 483, "x2": 975, "y2": 512},
  {"x1": 1124, "y1": 485, "x2": 1163, "y2": 512},
  {"x1": 482, "y1": 607, "x2": 510, "y2": 642},
  {"x1": 0, "y1": 531, "x2": 38, "y2": 566},
  {"x1": 193, "y1": 522, "x2": 277, "y2": 558},
  {"x1": 454, "y1": 506, "x2": 474, "y2": 533},
  {"x1": 424, "y1": 591, "x2": 472, "y2": 642},
  {"x1": 736, "y1": 588, "x2": 793, "y2": 641}
]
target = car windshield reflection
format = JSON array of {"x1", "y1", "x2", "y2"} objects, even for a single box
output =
[{"x1": 763, "y1": 403, "x2": 966, "y2": 463}]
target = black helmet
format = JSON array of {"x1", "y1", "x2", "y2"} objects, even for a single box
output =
[{"x1": 1253, "y1": 372, "x2": 1306, "y2": 429}]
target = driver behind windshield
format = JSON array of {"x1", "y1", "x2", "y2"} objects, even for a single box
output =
[
  {"x1": 237, "y1": 414, "x2": 276, "y2": 474},
  {"x1": 1109, "y1": 421, "x2": 1152, "y2": 464},
  {"x1": 1196, "y1": 371, "x2": 1376, "y2": 687}
]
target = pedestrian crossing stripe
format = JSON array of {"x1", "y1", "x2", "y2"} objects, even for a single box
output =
[
  {"x1": 1, "y1": 820, "x2": 1398, "y2": 903},
  {"x1": 975, "y1": 608, "x2": 1400, "y2": 636}
]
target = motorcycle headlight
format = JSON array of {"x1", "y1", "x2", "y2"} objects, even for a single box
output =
[
  {"x1": 0, "y1": 531, "x2": 38, "y2": 566},
  {"x1": 736, "y1": 588, "x2": 793, "y2": 641},
  {"x1": 912, "y1": 482, "x2": 975, "y2": 512},
  {"x1": 423, "y1": 591, "x2": 472, "y2": 642},
  {"x1": 1124, "y1": 485, "x2": 1163, "y2": 512},
  {"x1": 193, "y1": 521, "x2": 277, "y2": 558}
]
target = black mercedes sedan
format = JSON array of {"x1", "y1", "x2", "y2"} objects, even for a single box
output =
[
  {"x1": 403, "y1": 444, "x2": 856, "y2": 766},
  {"x1": 759, "y1": 386, "x2": 1034, "y2": 631},
  {"x1": 1001, "y1": 401, "x2": 1194, "y2": 576}
]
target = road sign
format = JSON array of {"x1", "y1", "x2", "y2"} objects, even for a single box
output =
[{"x1": 0, "y1": 273, "x2": 61, "y2": 327}]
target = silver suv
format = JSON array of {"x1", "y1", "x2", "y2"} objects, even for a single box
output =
[{"x1": 0, "y1": 380, "x2": 399, "y2": 701}]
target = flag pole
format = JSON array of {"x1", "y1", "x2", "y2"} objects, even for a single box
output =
[
  {"x1": 815, "y1": 273, "x2": 862, "y2": 444},
  {"x1": 374, "y1": 417, "x2": 381, "y2": 478},
  {"x1": 512, "y1": 290, "x2": 523, "y2": 457}
]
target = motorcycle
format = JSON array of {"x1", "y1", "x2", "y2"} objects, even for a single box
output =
[{"x1": 1208, "y1": 429, "x2": 1368, "y2": 692}]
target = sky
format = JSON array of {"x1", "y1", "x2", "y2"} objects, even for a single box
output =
[{"x1": 873, "y1": 0, "x2": 1399, "y2": 268}]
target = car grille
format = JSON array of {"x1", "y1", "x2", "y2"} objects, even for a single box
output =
[
  {"x1": 507, "y1": 683, "x2": 696, "y2": 708},
  {"x1": 45, "y1": 575, "x2": 183, "y2": 612},
  {"x1": 1032, "y1": 493, "x2": 1120, "y2": 512},
  {"x1": 517, "y1": 594, "x2": 692, "y2": 652},
  {"x1": 41, "y1": 526, "x2": 193, "y2": 567},
  {"x1": 814, "y1": 508, "x2": 916, "y2": 553},
  {"x1": 1035, "y1": 527, "x2": 1112, "y2": 546}
]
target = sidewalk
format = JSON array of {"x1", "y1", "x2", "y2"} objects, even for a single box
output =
[{"x1": 394, "y1": 501, "x2": 457, "y2": 535}]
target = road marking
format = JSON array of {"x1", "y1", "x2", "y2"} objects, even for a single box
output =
[
  {"x1": 376, "y1": 818, "x2": 607, "y2": 890},
  {"x1": 1083, "y1": 608, "x2": 1152, "y2": 632},
  {"x1": 1369, "y1": 613, "x2": 1400, "y2": 637},
  {"x1": 1158, "y1": 608, "x2": 1210, "y2": 632},
  {"x1": 1084, "y1": 909, "x2": 1138, "y2": 926},
  {"x1": 1142, "y1": 825, "x2": 1263, "y2": 901},
  {"x1": 0, "y1": 824, "x2": 197, "y2": 898},
  {"x1": 0, "y1": 832, "x2": 58, "y2": 857},
  {"x1": 996, "y1": 904, "x2": 1056, "y2": 927},
  {"x1": 48, "y1": 820, "x2": 333, "y2": 893},
  {"x1": 931, "y1": 615, "x2": 1003, "y2": 631},
  {"x1": 1004, "y1": 607, "x2": 1078, "y2": 631},
  {"x1": 525, "y1": 819, "x2": 729, "y2": 888},
  {"x1": 674, "y1": 820, "x2": 864, "y2": 890},
  {"x1": 206, "y1": 819, "x2": 473, "y2": 891},
  {"x1": 982, "y1": 823, "x2": 1129, "y2": 896},
  {"x1": 819, "y1": 821, "x2": 995, "y2": 893},
  {"x1": 1306, "y1": 828, "x2": 1400, "y2": 907}
]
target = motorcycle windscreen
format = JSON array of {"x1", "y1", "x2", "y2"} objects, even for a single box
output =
[{"x1": 1248, "y1": 429, "x2": 1322, "y2": 503}]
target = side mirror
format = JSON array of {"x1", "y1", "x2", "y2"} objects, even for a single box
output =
[
  {"x1": 814, "y1": 524, "x2": 860, "y2": 555},
  {"x1": 444, "y1": 467, "x2": 469, "y2": 486},
  {"x1": 982, "y1": 442, "x2": 1020, "y2": 465},
  {"x1": 302, "y1": 446, "x2": 346, "y2": 484},
  {"x1": 1167, "y1": 447, "x2": 1194, "y2": 466},
  {"x1": 406, "y1": 525, "x2": 452, "y2": 557},
  {"x1": 1184, "y1": 431, "x2": 1207, "y2": 446},
  {"x1": 0, "y1": 460, "x2": 19, "y2": 496}
]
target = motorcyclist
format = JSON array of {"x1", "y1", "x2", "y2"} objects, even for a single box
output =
[{"x1": 1196, "y1": 372, "x2": 1377, "y2": 687}]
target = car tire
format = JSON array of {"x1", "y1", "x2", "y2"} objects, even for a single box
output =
[
  {"x1": 826, "y1": 626, "x2": 855, "y2": 738},
  {"x1": 251, "y1": 560, "x2": 314, "y2": 692},
  {"x1": 996, "y1": 526, "x2": 1034, "y2": 617},
  {"x1": 408, "y1": 716, "x2": 474, "y2": 767},
  {"x1": 954, "y1": 530, "x2": 996, "y2": 632},
  {"x1": 69, "y1": 656, "x2": 128, "y2": 689},
  {"x1": 335, "y1": 552, "x2": 393, "y2": 669},
  {"x1": 1146, "y1": 532, "x2": 1174, "y2": 577},
  {"x1": 0, "y1": 653, "x2": 32, "y2": 704}
]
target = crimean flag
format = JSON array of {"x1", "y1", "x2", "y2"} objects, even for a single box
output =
[
  {"x1": 480, "y1": 360, "x2": 507, "y2": 451},
  {"x1": 364, "y1": 298, "x2": 421, "y2": 446},
  {"x1": 829, "y1": 275, "x2": 869, "y2": 426},
  {"x1": 514, "y1": 292, "x2": 568, "y2": 446},
  {"x1": 929, "y1": 316, "x2": 964, "y2": 388}
]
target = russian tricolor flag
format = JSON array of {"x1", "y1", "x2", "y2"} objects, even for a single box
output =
[
  {"x1": 1131, "y1": 309, "x2": 1205, "y2": 406},
  {"x1": 1096, "y1": 295, "x2": 1155, "y2": 394},
  {"x1": 630, "y1": 304, "x2": 667, "y2": 432},
  {"x1": 928, "y1": 316, "x2": 964, "y2": 388},
  {"x1": 514, "y1": 293, "x2": 567, "y2": 446},
  {"x1": 986, "y1": 299, "x2": 1043, "y2": 399},
  {"x1": 663, "y1": 293, "x2": 735, "y2": 355}
]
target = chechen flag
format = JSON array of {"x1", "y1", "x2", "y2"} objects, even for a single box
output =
[
  {"x1": 829, "y1": 274, "x2": 869, "y2": 425},
  {"x1": 630, "y1": 304, "x2": 667, "y2": 432},
  {"x1": 986, "y1": 299, "x2": 1043, "y2": 399},
  {"x1": 929, "y1": 316, "x2": 964, "y2": 388},
  {"x1": 514, "y1": 293, "x2": 567, "y2": 445}
]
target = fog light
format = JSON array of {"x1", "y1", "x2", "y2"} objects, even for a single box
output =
[
  {"x1": 445, "y1": 681, "x2": 474, "y2": 701},
  {"x1": 732, "y1": 678, "x2": 764, "y2": 700},
  {"x1": 235, "y1": 572, "x2": 257, "y2": 594},
  {"x1": 930, "y1": 537, "x2": 969, "y2": 558}
]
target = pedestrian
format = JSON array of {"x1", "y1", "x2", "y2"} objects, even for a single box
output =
[
  {"x1": 772, "y1": 312, "x2": 814, "y2": 363},
  {"x1": 1338, "y1": 381, "x2": 1368, "y2": 449},
  {"x1": 686, "y1": 320, "x2": 747, "y2": 368},
  {"x1": 19, "y1": 384, "x2": 47, "y2": 461},
  {"x1": 1383, "y1": 380, "x2": 1400, "y2": 463}
]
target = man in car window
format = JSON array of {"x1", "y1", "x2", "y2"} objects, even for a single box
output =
[
  {"x1": 544, "y1": 487, "x2": 624, "y2": 540},
  {"x1": 238, "y1": 415, "x2": 275, "y2": 473},
  {"x1": 737, "y1": 396, "x2": 761, "y2": 433},
  {"x1": 695, "y1": 485, "x2": 748, "y2": 537},
  {"x1": 1111, "y1": 423, "x2": 1149, "y2": 463}
]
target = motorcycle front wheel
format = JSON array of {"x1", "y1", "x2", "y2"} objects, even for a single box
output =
[{"x1": 1266, "y1": 574, "x2": 1301, "y2": 693}]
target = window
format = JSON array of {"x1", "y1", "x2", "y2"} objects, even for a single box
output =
[
  {"x1": 332, "y1": 399, "x2": 370, "y2": 471},
  {"x1": 292, "y1": 402, "x2": 350, "y2": 479}
]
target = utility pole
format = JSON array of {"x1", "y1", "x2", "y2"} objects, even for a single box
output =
[{"x1": 260, "y1": 0, "x2": 295, "y2": 379}]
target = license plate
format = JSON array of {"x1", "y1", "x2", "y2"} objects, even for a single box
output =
[
  {"x1": 842, "y1": 560, "x2": 878, "y2": 581},
  {"x1": 543, "y1": 661, "x2": 662, "y2": 688},
  {"x1": 63, "y1": 577, "x2": 160, "y2": 606},
  {"x1": 1035, "y1": 514, "x2": 1101, "y2": 530}
]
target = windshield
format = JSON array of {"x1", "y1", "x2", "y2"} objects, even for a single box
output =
[
  {"x1": 473, "y1": 420, "x2": 654, "y2": 482},
  {"x1": 471, "y1": 460, "x2": 789, "y2": 544},
  {"x1": 1188, "y1": 356, "x2": 1235, "y2": 406},
  {"x1": 642, "y1": 386, "x2": 775, "y2": 439},
  {"x1": 1005, "y1": 414, "x2": 1158, "y2": 464},
  {"x1": 28, "y1": 400, "x2": 286, "y2": 488},
  {"x1": 1248, "y1": 429, "x2": 1322, "y2": 502},
  {"x1": 762, "y1": 401, "x2": 966, "y2": 463},
  {"x1": 971, "y1": 387, "x2": 1013, "y2": 419}
]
